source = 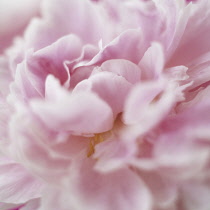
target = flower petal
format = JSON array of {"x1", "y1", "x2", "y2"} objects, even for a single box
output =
[
  {"x1": 101, "y1": 59, "x2": 141, "y2": 84},
  {"x1": 42, "y1": 156, "x2": 152, "y2": 210},
  {"x1": 138, "y1": 42, "x2": 164, "y2": 80},
  {"x1": 123, "y1": 79, "x2": 180, "y2": 136},
  {"x1": 168, "y1": 0, "x2": 210, "y2": 66},
  {"x1": 30, "y1": 75, "x2": 114, "y2": 134},
  {"x1": 20, "y1": 199, "x2": 40, "y2": 210},
  {"x1": 0, "y1": 155, "x2": 43, "y2": 204},
  {"x1": 75, "y1": 71, "x2": 131, "y2": 118},
  {"x1": 25, "y1": 0, "x2": 107, "y2": 50},
  {"x1": 88, "y1": 29, "x2": 146, "y2": 65}
]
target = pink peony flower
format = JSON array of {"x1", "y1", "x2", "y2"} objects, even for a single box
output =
[{"x1": 0, "y1": 0, "x2": 210, "y2": 210}]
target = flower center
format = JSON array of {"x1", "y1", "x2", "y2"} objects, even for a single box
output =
[
  {"x1": 87, "y1": 134, "x2": 104, "y2": 157},
  {"x1": 86, "y1": 117, "x2": 121, "y2": 157}
]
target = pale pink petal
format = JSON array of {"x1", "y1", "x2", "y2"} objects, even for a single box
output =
[
  {"x1": 168, "y1": 0, "x2": 210, "y2": 66},
  {"x1": 9, "y1": 106, "x2": 72, "y2": 183},
  {"x1": 88, "y1": 29, "x2": 146, "y2": 65},
  {"x1": 123, "y1": 80, "x2": 165, "y2": 125},
  {"x1": 27, "y1": 34, "x2": 83, "y2": 93},
  {"x1": 30, "y1": 75, "x2": 114, "y2": 134},
  {"x1": 13, "y1": 61, "x2": 41, "y2": 101},
  {"x1": 69, "y1": 44, "x2": 98, "y2": 74},
  {"x1": 180, "y1": 181, "x2": 210, "y2": 210},
  {"x1": 100, "y1": 59, "x2": 141, "y2": 84},
  {"x1": 0, "y1": 203, "x2": 20, "y2": 210},
  {"x1": 49, "y1": 135, "x2": 89, "y2": 159},
  {"x1": 177, "y1": 85, "x2": 210, "y2": 113},
  {"x1": 75, "y1": 71, "x2": 131, "y2": 118},
  {"x1": 153, "y1": 131, "x2": 209, "y2": 179},
  {"x1": 165, "y1": 65, "x2": 189, "y2": 82},
  {"x1": 13, "y1": 35, "x2": 83, "y2": 101},
  {"x1": 24, "y1": 0, "x2": 107, "y2": 51},
  {"x1": 164, "y1": 1, "x2": 192, "y2": 62},
  {"x1": 146, "y1": 98, "x2": 210, "y2": 180},
  {"x1": 20, "y1": 199, "x2": 40, "y2": 210},
  {"x1": 0, "y1": 57, "x2": 12, "y2": 97},
  {"x1": 0, "y1": 100, "x2": 12, "y2": 145},
  {"x1": 122, "y1": 0, "x2": 166, "y2": 46},
  {"x1": 138, "y1": 42, "x2": 164, "y2": 80},
  {"x1": 0, "y1": 155, "x2": 43, "y2": 204},
  {"x1": 64, "y1": 157, "x2": 152, "y2": 210},
  {"x1": 140, "y1": 171, "x2": 178, "y2": 209},
  {"x1": 38, "y1": 187, "x2": 76, "y2": 210},
  {"x1": 70, "y1": 66, "x2": 94, "y2": 89},
  {"x1": 123, "y1": 80, "x2": 181, "y2": 136},
  {"x1": 164, "y1": 94, "x2": 210, "y2": 131},
  {"x1": 93, "y1": 138, "x2": 137, "y2": 172},
  {"x1": 185, "y1": 52, "x2": 210, "y2": 90}
]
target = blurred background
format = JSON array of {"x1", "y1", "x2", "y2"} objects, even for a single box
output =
[{"x1": 0, "y1": 0, "x2": 42, "y2": 53}]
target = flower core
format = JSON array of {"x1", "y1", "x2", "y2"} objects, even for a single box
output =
[{"x1": 87, "y1": 134, "x2": 104, "y2": 157}]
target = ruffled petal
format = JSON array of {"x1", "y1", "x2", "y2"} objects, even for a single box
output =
[
  {"x1": 100, "y1": 59, "x2": 141, "y2": 84},
  {"x1": 168, "y1": 0, "x2": 210, "y2": 66},
  {"x1": 88, "y1": 29, "x2": 147, "y2": 65},
  {"x1": 30, "y1": 75, "x2": 114, "y2": 134},
  {"x1": 138, "y1": 42, "x2": 164, "y2": 80},
  {"x1": 12, "y1": 35, "x2": 83, "y2": 100},
  {"x1": 74, "y1": 70, "x2": 131, "y2": 118},
  {"x1": 123, "y1": 79, "x2": 180, "y2": 136}
]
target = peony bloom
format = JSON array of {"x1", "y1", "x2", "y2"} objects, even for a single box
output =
[{"x1": 0, "y1": 0, "x2": 210, "y2": 210}]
